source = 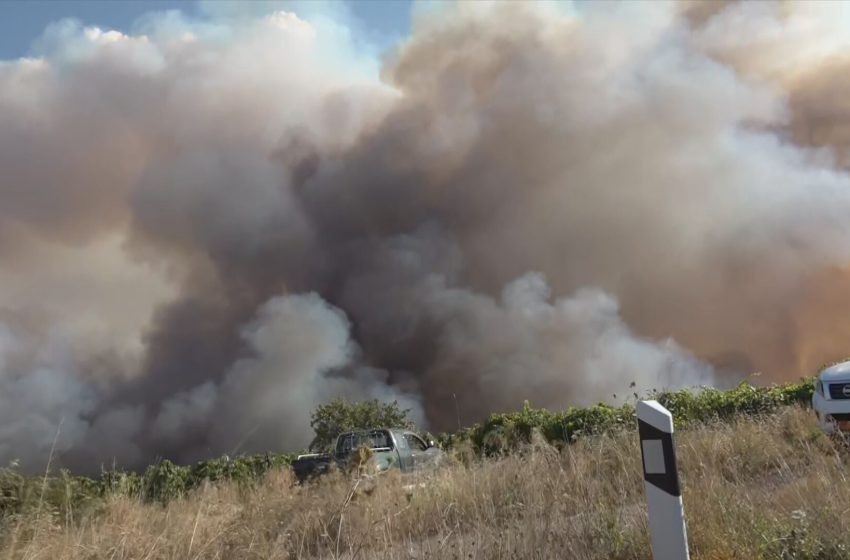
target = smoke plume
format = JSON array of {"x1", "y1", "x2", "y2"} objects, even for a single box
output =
[{"x1": 2, "y1": 1, "x2": 850, "y2": 470}]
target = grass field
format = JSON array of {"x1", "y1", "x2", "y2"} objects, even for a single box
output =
[{"x1": 2, "y1": 405, "x2": 849, "y2": 559}]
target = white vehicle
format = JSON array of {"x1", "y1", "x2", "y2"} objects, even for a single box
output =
[{"x1": 812, "y1": 360, "x2": 850, "y2": 433}]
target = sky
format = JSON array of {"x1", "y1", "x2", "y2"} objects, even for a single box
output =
[{"x1": 0, "y1": 0, "x2": 414, "y2": 60}]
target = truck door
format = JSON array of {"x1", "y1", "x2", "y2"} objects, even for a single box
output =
[
  {"x1": 393, "y1": 430, "x2": 414, "y2": 471},
  {"x1": 403, "y1": 433, "x2": 430, "y2": 470}
]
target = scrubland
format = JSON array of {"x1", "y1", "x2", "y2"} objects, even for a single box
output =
[{"x1": 2, "y1": 405, "x2": 849, "y2": 559}]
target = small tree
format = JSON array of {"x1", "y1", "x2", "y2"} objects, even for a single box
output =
[{"x1": 309, "y1": 398, "x2": 415, "y2": 452}]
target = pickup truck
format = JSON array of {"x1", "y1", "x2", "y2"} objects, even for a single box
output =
[
  {"x1": 292, "y1": 428, "x2": 445, "y2": 483},
  {"x1": 813, "y1": 359, "x2": 850, "y2": 433}
]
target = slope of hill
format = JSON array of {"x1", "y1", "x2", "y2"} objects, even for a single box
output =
[{"x1": 2, "y1": 385, "x2": 848, "y2": 559}]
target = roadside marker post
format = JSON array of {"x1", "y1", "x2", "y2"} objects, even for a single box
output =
[{"x1": 637, "y1": 400, "x2": 690, "y2": 560}]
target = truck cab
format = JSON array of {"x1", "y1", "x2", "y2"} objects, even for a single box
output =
[
  {"x1": 812, "y1": 360, "x2": 850, "y2": 433},
  {"x1": 292, "y1": 428, "x2": 443, "y2": 483}
]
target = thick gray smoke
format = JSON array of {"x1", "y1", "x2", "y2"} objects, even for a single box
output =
[{"x1": 3, "y1": 1, "x2": 850, "y2": 471}]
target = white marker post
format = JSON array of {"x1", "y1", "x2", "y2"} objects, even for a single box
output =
[{"x1": 637, "y1": 400, "x2": 690, "y2": 560}]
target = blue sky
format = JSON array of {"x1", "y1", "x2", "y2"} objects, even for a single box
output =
[{"x1": 0, "y1": 0, "x2": 414, "y2": 60}]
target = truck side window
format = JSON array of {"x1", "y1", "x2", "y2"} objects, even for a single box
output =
[
  {"x1": 405, "y1": 434, "x2": 428, "y2": 451},
  {"x1": 337, "y1": 435, "x2": 352, "y2": 454}
]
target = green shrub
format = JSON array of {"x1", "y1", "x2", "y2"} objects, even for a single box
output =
[
  {"x1": 0, "y1": 467, "x2": 27, "y2": 518},
  {"x1": 0, "y1": 378, "x2": 816, "y2": 515},
  {"x1": 1, "y1": 466, "x2": 103, "y2": 523},
  {"x1": 308, "y1": 398, "x2": 415, "y2": 451},
  {"x1": 186, "y1": 452, "x2": 294, "y2": 490},
  {"x1": 440, "y1": 378, "x2": 815, "y2": 455},
  {"x1": 98, "y1": 469, "x2": 142, "y2": 498},
  {"x1": 142, "y1": 460, "x2": 189, "y2": 503}
]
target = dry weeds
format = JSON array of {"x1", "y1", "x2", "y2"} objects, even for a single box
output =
[{"x1": 2, "y1": 406, "x2": 849, "y2": 559}]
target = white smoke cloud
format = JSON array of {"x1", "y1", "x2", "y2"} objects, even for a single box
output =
[
  {"x1": 0, "y1": 324, "x2": 96, "y2": 469},
  {"x1": 151, "y1": 293, "x2": 423, "y2": 461},
  {"x1": 2, "y1": 1, "x2": 850, "y2": 471},
  {"x1": 420, "y1": 274, "x2": 714, "y2": 423}
]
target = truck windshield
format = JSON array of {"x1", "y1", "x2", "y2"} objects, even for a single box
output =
[{"x1": 336, "y1": 430, "x2": 392, "y2": 454}]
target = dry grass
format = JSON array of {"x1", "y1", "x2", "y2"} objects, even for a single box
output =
[{"x1": 3, "y1": 406, "x2": 850, "y2": 559}]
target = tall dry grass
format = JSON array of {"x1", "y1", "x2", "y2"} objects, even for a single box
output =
[{"x1": 2, "y1": 406, "x2": 849, "y2": 559}]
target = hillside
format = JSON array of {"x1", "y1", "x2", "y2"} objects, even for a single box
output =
[{"x1": 3, "y1": 381, "x2": 849, "y2": 559}]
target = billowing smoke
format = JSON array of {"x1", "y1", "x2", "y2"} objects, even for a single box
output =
[{"x1": 2, "y1": 1, "x2": 850, "y2": 471}]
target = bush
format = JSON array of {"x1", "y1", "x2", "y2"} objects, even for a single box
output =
[
  {"x1": 0, "y1": 452, "x2": 297, "y2": 520},
  {"x1": 0, "y1": 466, "x2": 102, "y2": 524},
  {"x1": 308, "y1": 398, "x2": 415, "y2": 452},
  {"x1": 440, "y1": 378, "x2": 815, "y2": 455},
  {"x1": 0, "y1": 379, "x2": 816, "y2": 515}
]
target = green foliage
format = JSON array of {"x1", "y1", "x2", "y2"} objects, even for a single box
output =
[
  {"x1": 0, "y1": 452, "x2": 295, "y2": 520},
  {"x1": 309, "y1": 398, "x2": 415, "y2": 452},
  {"x1": 0, "y1": 467, "x2": 102, "y2": 524},
  {"x1": 466, "y1": 400, "x2": 637, "y2": 455},
  {"x1": 98, "y1": 468, "x2": 142, "y2": 497},
  {"x1": 651, "y1": 379, "x2": 813, "y2": 426},
  {"x1": 439, "y1": 378, "x2": 815, "y2": 455},
  {"x1": 142, "y1": 460, "x2": 189, "y2": 503},
  {"x1": 0, "y1": 378, "x2": 816, "y2": 516}
]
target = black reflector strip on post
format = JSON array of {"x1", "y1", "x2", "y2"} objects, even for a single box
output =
[{"x1": 638, "y1": 419, "x2": 681, "y2": 497}]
